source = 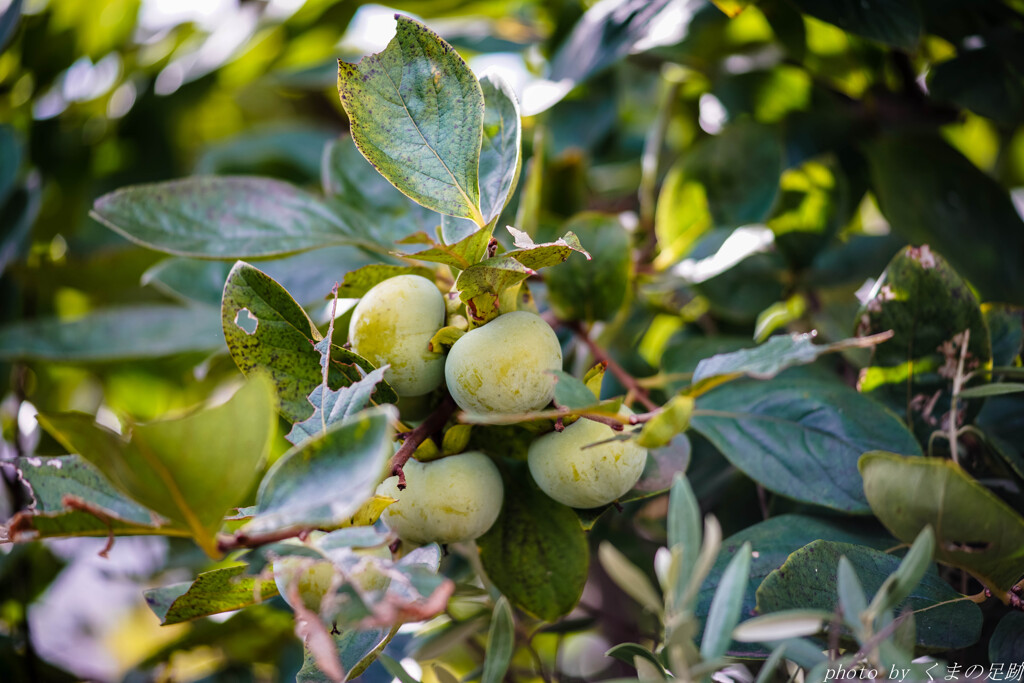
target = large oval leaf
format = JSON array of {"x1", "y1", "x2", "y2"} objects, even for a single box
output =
[
  {"x1": 865, "y1": 134, "x2": 1024, "y2": 305},
  {"x1": 247, "y1": 406, "x2": 395, "y2": 535},
  {"x1": 36, "y1": 377, "x2": 277, "y2": 557},
  {"x1": 477, "y1": 463, "x2": 589, "y2": 621},
  {"x1": 691, "y1": 377, "x2": 922, "y2": 512},
  {"x1": 860, "y1": 452, "x2": 1024, "y2": 594},
  {"x1": 92, "y1": 176, "x2": 358, "y2": 258},
  {"x1": 756, "y1": 540, "x2": 982, "y2": 651},
  {"x1": 695, "y1": 514, "x2": 897, "y2": 658},
  {"x1": 0, "y1": 305, "x2": 223, "y2": 361},
  {"x1": 338, "y1": 15, "x2": 484, "y2": 223}
]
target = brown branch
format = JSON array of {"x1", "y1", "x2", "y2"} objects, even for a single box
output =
[
  {"x1": 390, "y1": 395, "x2": 457, "y2": 489},
  {"x1": 567, "y1": 321, "x2": 659, "y2": 411},
  {"x1": 581, "y1": 413, "x2": 624, "y2": 431},
  {"x1": 217, "y1": 525, "x2": 315, "y2": 554}
]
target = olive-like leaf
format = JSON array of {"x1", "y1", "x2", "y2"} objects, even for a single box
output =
[{"x1": 144, "y1": 565, "x2": 279, "y2": 626}]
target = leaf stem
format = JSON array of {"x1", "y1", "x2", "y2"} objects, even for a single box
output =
[
  {"x1": 568, "y1": 321, "x2": 659, "y2": 411},
  {"x1": 389, "y1": 395, "x2": 457, "y2": 489}
]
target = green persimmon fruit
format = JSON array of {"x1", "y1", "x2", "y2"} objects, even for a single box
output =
[
  {"x1": 376, "y1": 451, "x2": 504, "y2": 544},
  {"x1": 527, "y1": 415, "x2": 647, "y2": 508},
  {"x1": 444, "y1": 311, "x2": 562, "y2": 414},
  {"x1": 349, "y1": 274, "x2": 445, "y2": 397}
]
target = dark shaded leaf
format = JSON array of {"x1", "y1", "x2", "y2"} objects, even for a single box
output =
[
  {"x1": 478, "y1": 464, "x2": 589, "y2": 621},
  {"x1": 865, "y1": 134, "x2": 1024, "y2": 305},
  {"x1": 691, "y1": 377, "x2": 922, "y2": 512},
  {"x1": 788, "y1": 0, "x2": 921, "y2": 49},
  {"x1": 92, "y1": 177, "x2": 360, "y2": 258},
  {"x1": 0, "y1": 305, "x2": 223, "y2": 361},
  {"x1": 756, "y1": 540, "x2": 982, "y2": 650}
]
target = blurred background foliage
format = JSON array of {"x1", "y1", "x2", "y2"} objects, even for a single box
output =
[{"x1": 1, "y1": 0, "x2": 1023, "y2": 680}]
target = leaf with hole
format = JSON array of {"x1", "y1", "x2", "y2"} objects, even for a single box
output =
[{"x1": 860, "y1": 452, "x2": 1024, "y2": 594}]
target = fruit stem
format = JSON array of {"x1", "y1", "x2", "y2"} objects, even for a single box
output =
[
  {"x1": 390, "y1": 395, "x2": 457, "y2": 489},
  {"x1": 567, "y1": 321, "x2": 659, "y2": 411}
]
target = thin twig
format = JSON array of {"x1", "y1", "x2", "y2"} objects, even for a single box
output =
[
  {"x1": 217, "y1": 525, "x2": 316, "y2": 553},
  {"x1": 389, "y1": 395, "x2": 457, "y2": 489},
  {"x1": 61, "y1": 495, "x2": 115, "y2": 558},
  {"x1": 568, "y1": 321, "x2": 659, "y2": 411}
]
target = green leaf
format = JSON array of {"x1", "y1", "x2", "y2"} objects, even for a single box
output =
[
  {"x1": 222, "y1": 263, "x2": 397, "y2": 423},
  {"x1": 403, "y1": 225, "x2": 493, "y2": 271},
  {"x1": 859, "y1": 452, "x2": 1024, "y2": 594},
  {"x1": 635, "y1": 395, "x2": 693, "y2": 449},
  {"x1": 222, "y1": 261, "x2": 324, "y2": 422},
  {"x1": 701, "y1": 542, "x2": 751, "y2": 660},
  {"x1": 927, "y1": 46, "x2": 1024, "y2": 128},
  {"x1": 691, "y1": 377, "x2": 922, "y2": 512},
  {"x1": 477, "y1": 72, "x2": 522, "y2": 226},
  {"x1": 667, "y1": 474, "x2": 702, "y2": 592},
  {"x1": 335, "y1": 264, "x2": 435, "y2": 299},
  {"x1": 984, "y1": 304, "x2": 1023, "y2": 369},
  {"x1": 692, "y1": 332, "x2": 882, "y2": 385},
  {"x1": 16, "y1": 455, "x2": 159, "y2": 525},
  {"x1": 551, "y1": 371, "x2": 601, "y2": 411},
  {"x1": 378, "y1": 653, "x2": 421, "y2": 683},
  {"x1": 195, "y1": 127, "x2": 333, "y2": 181},
  {"x1": 246, "y1": 406, "x2": 394, "y2": 535},
  {"x1": 144, "y1": 565, "x2": 279, "y2": 626},
  {"x1": 544, "y1": 213, "x2": 632, "y2": 322},
  {"x1": 144, "y1": 247, "x2": 379, "y2": 308},
  {"x1": 478, "y1": 463, "x2": 589, "y2": 621},
  {"x1": 755, "y1": 539, "x2": 982, "y2": 651},
  {"x1": 36, "y1": 377, "x2": 277, "y2": 557},
  {"x1": 836, "y1": 557, "x2": 868, "y2": 635},
  {"x1": 3, "y1": 455, "x2": 173, "y2": 544},
  {"x1": 732, "y1": 611, "x2": 831, "y2": 643},
  {"x1": 990, "y1": 612, "x2": 1024, "y2": 664},
  {"x1": 865, "y1": 134, "x2": 1024, "y2": 305},
  {"x1": 654, "y1": 165, "x2": 713, "y2": 266},
  {"x1": 338, "y1": 15, "x2": 484, "y2": 224},
  {"x1": 788, "y1": 0, "x2": 921, "y2": 49},
  {"x1": 695, "y1": 514, "x2": 897, "y2": 657},
  {"x1": 504, "y1": 226, "x2": 590, "y2": 270},
  {"x1": 0, "y1": 0, "x2": 23, "y2": 54},
  {"x1": 0, "y1": 305, "x2": 223, "y2": 361},
  {"x1": 455, "y1": 256, "x2": 533, "y2": 324},
  {"x1": 428, "y1": 326, "x2": 466, "y2": 354},
  {"x1": 856, "y1": 245, "x2": 992, "y2": 420},
  {"x1": 286, "y1": 366, "x2": 388, "y2": 446},
  {"x1": 605, "y1": 643, "x2": 667, "y2": 677},
  {"x1": 482, "y1": 597, "x2": 515, "y2": 683},
  {"x1": 867, "y1": 526, "x2": 935, "y2": 619},
  {"x1": 91, "y1": 177, "x2": 359, "y2": 258},
  {"x1": 599, "y1": 541, "x2": 663, "y2": 614},
  {"x1": 322, "y1": 135, "x2": 439, "y2": 247},
  {"x1": 547, "y1": 0, "x2": 674, "y2": 89},
  {"x1": 297, "y1": 629, "x2": 391, "y2": 683},
  {"x1": 958, "y1": 383, "x2": 1024, "y2": 399},
  {"x1": 687, "y1": 121, "x2": 783, "y2": 229}
]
